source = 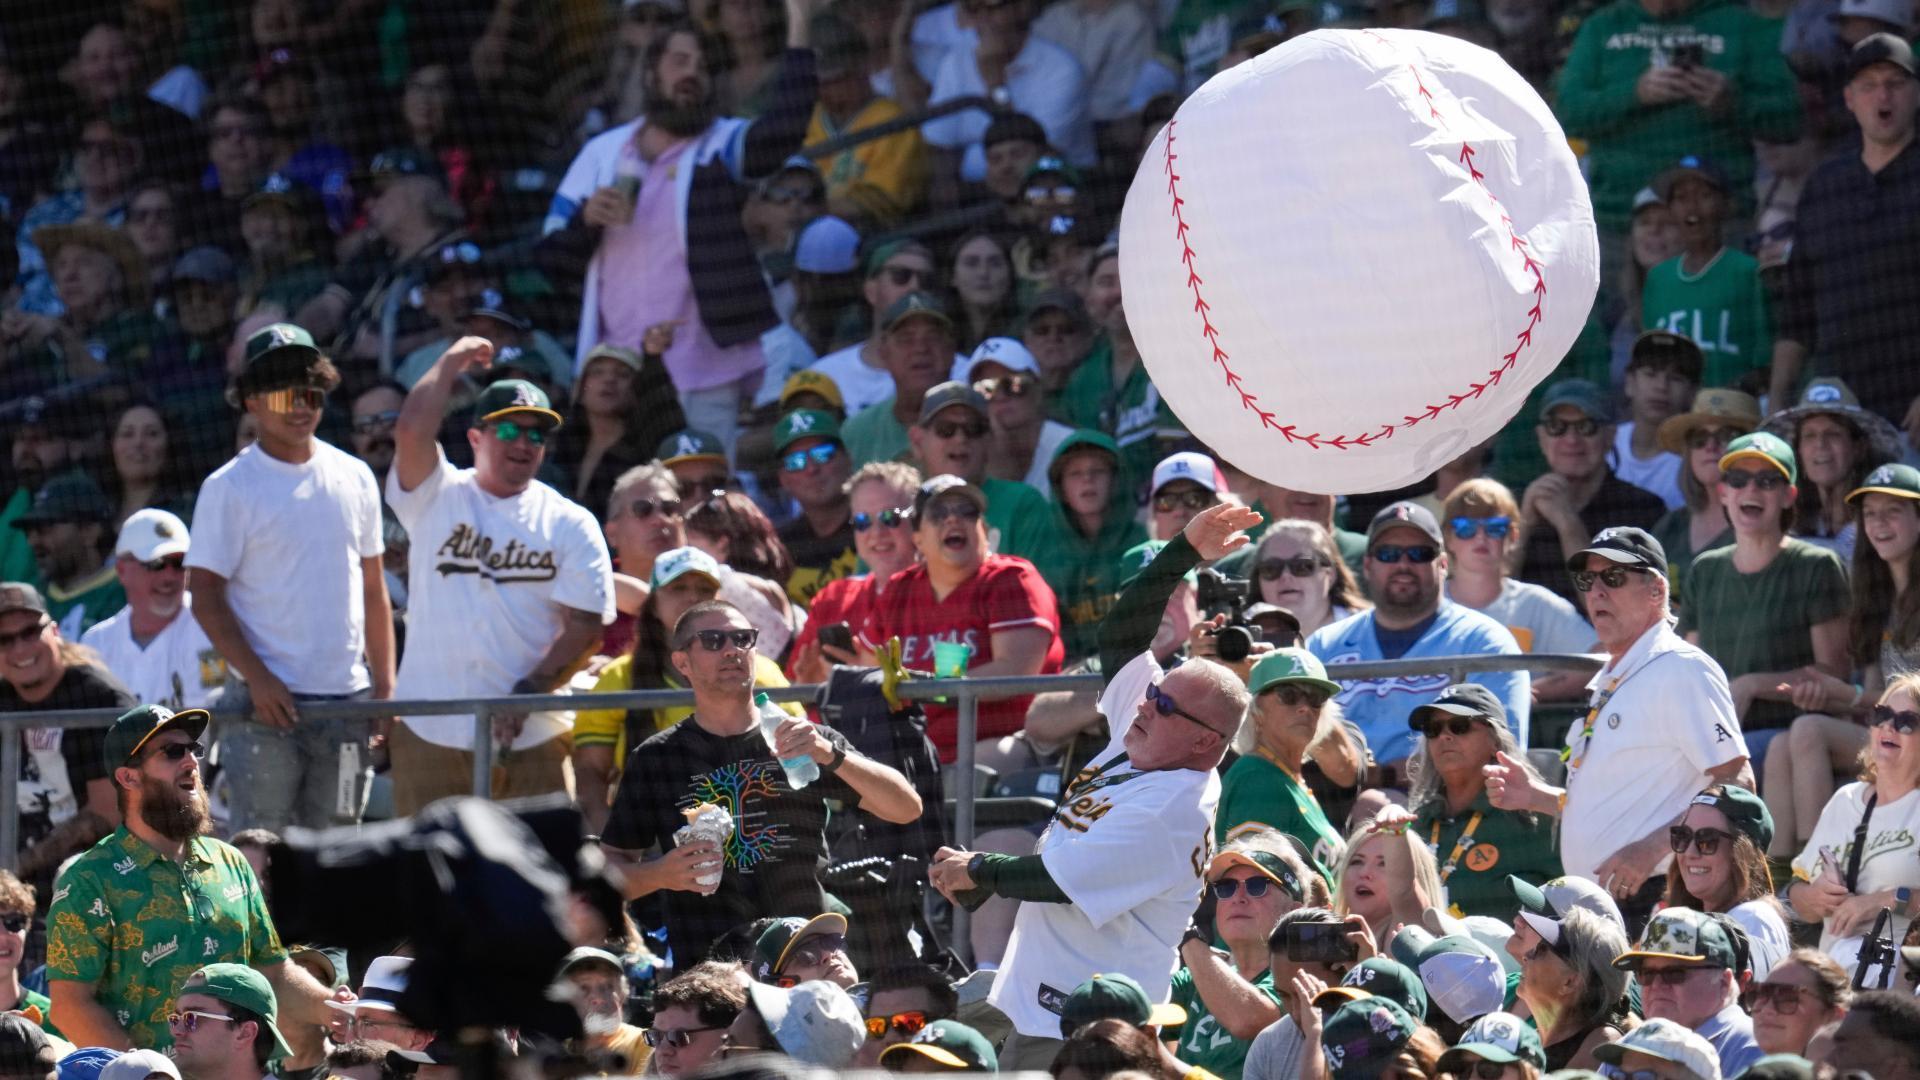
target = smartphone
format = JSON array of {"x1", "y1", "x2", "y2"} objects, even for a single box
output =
[
  {"x1": 1285, "y1": 922, "x2": 1360, "y2": 966},
  {"x1": 819, "y1": 622, "x2": 855, "y2": 656},
  {"x1": 1671, "y1": 43, "x2": 1704, "y2": 69}
]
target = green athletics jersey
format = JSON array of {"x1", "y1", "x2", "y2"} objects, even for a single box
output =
[
  {"x1": 46, "y1": 828, "x2": 287, "y2": 1051},
  {"x1": 1216, "y1": 750, "x2": 1342, "y2": 882},
  {"x1": 1641, "y1": 248, "x2": 1772, "y2": 390},
  {"x1": 1412, "y1": 790, "x2": 1563, "y2": 922},
  {"x1": 1169, "y1": 964, "x2": 1280, "y2": 1080}
]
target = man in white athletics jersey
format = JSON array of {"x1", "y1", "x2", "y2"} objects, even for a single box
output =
[{"x1": 929, "y1": 502, "x2": 1260, "y2": 1071}]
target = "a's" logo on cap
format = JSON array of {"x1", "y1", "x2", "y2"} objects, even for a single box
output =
[{"x1": 787, "y1": 412, "x2": 815, "y2": 433}]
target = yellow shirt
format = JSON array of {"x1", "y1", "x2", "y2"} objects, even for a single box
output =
[
  {"x1": 805, "y1": 97, "x2": 928, "y2": 226},
  {"x1": 575, "y1": 654, "x2": 804, "y2": 762}
]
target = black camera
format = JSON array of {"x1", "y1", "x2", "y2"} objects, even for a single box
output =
[{"x1": 1194, "y1": 567, "x2": 1262, "y2": 663}]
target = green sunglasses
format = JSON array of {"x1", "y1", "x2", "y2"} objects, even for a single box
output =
[{"x1": 490, "y1": 420, "x2": 550, "y2": 446}]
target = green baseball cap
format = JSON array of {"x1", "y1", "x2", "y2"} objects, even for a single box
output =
[
  {"x1": 12, "y1": 472, "x2": 112, "y2": 528},
  {"x1": 1248, "y1": 649, "x2": 1342, "y2": 697},
  {"x1": 657, "y1": 429, "x2": 727, "y2": 466},
  {"x1": 1313, "y1": 957, "x2": 1429, "y2": 1021},
  {"x1": 879, "y1": 1020, "x2": 998, "y2": 1072},
  {"x1": 1538, "y1": 378, "x2": 1614, "y2": 425},
  {"x1": 1319, "y1": 996, "x2": 1418, "y2": 1080},
  {"x1": 1687, "y1": 785, "x2": 1773, "y2": 851},
  {"x1": 1719, "y1": 430, "x2": 1797, "y2": 485},
  {"x1": 863, "y1": 238, "x2": 933, "y2": 278},
  {"x1": 1057, "y1": 973, "x2": 1187, "y2": 1038},
  {"x1": 473, "y1": 378, "x2": 563, "y2": 428},
  {"x1": 774, "y1": 409, "x2": 842, "y2": 453},
  {"x1": 1438, "y1": 1011, "x2": 1546, "y2": 1071},
  {"x1": 880, "y1": 291, "x2": 952, "y2": 334},
  {"x1": 1118, "y1": 541, "x2": 1199, "y2": 589},
  {"x1": 177, "y1": 963, "x2": 293, "y2": 1062},
  {"x1": 1848, "y1": 463, "x2": 1920, "y2": 504},
  {"x1": 243, "y1": 323, "x2": 319, "y2": 369},
  {"x1": 751, "y1": 913, "x2": 847, "y2": 981},
  {"x1": 103, "y1": 703, "x2": 209, "y2": 773},
  {"x1": 1022, "y1": 154, "x2": 1084, "y2": 188},
  {"x1": 1614, "y1": 906, "x2": 1742, "y2": 971}
]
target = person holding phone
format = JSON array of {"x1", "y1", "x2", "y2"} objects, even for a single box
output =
[
  {"x1": 787, "y1": 462, "x2": 923, "y2": 685},
  {"x1": 1242, "y1": 908, "x2": 1365, "y2": 1080}
]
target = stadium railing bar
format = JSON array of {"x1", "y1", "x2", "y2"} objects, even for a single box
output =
[{"x1": 0, "y1": 653, "x2": 1601, "y2": 876}]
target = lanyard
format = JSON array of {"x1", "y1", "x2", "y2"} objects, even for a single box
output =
[
  {"x1": 1062, "y1": 751, "x2": 1142, "y2": 802},
  {"x1": 1561, "y1": 676, "x2": 1624, "y2": 770},
  {"x1": 1430, "y1": 811, "x2": 1485, "y2": 883}
]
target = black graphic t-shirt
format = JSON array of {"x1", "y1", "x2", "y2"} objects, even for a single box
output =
[
  {"x1": 4, "y1": 664, "x2": 136, "y2": 847},
  {"x1": 776, "y1": 514, "x2": 858, "y2": 608},
  {"x1": 603, "y1": 717, "x2": 859, "y2": 971}
]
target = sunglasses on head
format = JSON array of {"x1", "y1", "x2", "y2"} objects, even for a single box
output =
[
  {"x1": 781, "y1": 443, "x2": 840, "y2": 473},
  {"x1": 644, "y1": 1026, "x2": 722, "y2": 1048},
  {"x1": 1873, "y1": 704, "x2": 1920, "y2": 734},
  {"x1": 629, "y1": 496, "x2": 683, "y2": 520},
  {"x1": 1669, "y1": 825, "x2": 1735, "y2": 856},
  {"x1": 1154, "y1": 490, "x2": 1216, "y2": 514},
  {"x1": 0, "y1": 913, "x2": 26, "y2": 933},
  {"x1": 852, "y1": 508, "x2": 909, "y2": 531},
  {"x1": 352, "y1": 409, "x2": 400, "y2": 433},
  {"x1": 489, "y1": 419, "x2": 549, "y2": 446},
  {"x1": 1370, "y1": 544, "x2": 1438, "y2": 564},
  {"x1": 1571, "y1": 566, "x2": 1648, "y2": 592},
  {"x1": 1686, "y1": 426, "x2": 1742, "y2": 450},
  {"x1": 1417, "y1": 715, "x2": 1480, "y2": 739},
  {"x1": 883, "y1": 265, "x2": 931, "y2": 288},
  {"x1": 1258, "y1": 556, "x2": 1325, "y2": 579},
  {"x1": 930, "y1": 419, "x2": 990, "y2": 439},
  {"x1": 1541, "y1": 417, "x2": 1601, "y2": 438},
  {"x1": 1210, "y1": 876, "x2": 1277, "y2": 900},
  {"x1": 922, "y1": 500, "x2": 980, "y2": 525},
  {"x1": 141, "y1": 554, "x2": 186, "y2": 573},
  {"x1": 1637, "y1": 966, "x2": 1708, "y2": 986},
  {"x1": 256, "y1": 386, "x2": 326, "y2": 413},
  {"x1": 973, "y1": 374, "x2": 1034, "y2": 400},
  {"x1": 0, "y1": 618, "x2": 50, "y2": 649},
  {"x1": 686, "y1": 628, "x2": 758, "y2": 652},
  {"x1": 1266, "y1": 683, "x2": 1328, "y2": 709},
  {"x1": 865, "y1": 1011, "x2": 929, "y2": 1040},
  {"x1": 1448, "y1": 516, "x2": 1512, "y2": 540},
  {"x1": 1721, "y1": 468, "x2": 1788, "y2": 491},
  {"x1": 143, "y1": 740, "x2": 205, "y2": 764},
  {"x1": 1747, "y1": 982, "x2": 1815, "y2": 1014}
]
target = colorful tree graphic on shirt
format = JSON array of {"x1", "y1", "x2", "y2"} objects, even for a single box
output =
[{"x1": 691, "y1": 761, "x2": 784, "y2": 869}]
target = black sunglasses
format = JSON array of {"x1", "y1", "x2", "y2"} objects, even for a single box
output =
[
  {"x1": 1210, "y1": 877, "x2": 1275, "y2": 900},
  {"x1": 687, "y1": 628, "x2": 758, "y2": 652},
  {"x1": 1637, "y1": 967, "x2": 1706, "y2": 986},
  {"x1": 1747, "y1": 982, "x2": 1815, "y2": 1015},
  {"x1": 922, "y1": 500, "x2": 981, "y2": 525},
  {"x1": 1418, "y1": 715, "x2": 1480, "y2": 739},
  {"x1": 628, "y1": 496, "x2": 684, "y2": 520},
  {"x1": 1154, "y1": 490, "x2": 1216, "y2": 514},
  {"x1": 1541, "y1": 417, "x2": 1601, "y2": 438},
  {"x1": 1266, "y1": 684, "x2": 1328, "y2": 709},
  {"x1": 852, "y1": 508, "x2": 909, "y2": 532},
  {"x1": 1370, "y1": 544, "x2": 1438, "y2": 564},
  {"x1": 1669, "y1": 825, "x2": 1735, "y2": 856},
  {"x1": 930, "y1": 419, "x2": 990, "y2": 439},
  {"x1": 1686, "y1": 426, "x2": 1742, "y2": 450},
  {"x1": 1258, "y1": 556, "x2": 1325, "y2": 579},
  {"x1": 1462, "y1": 1064, "x2": 1510, "y2": 1080},
  {"x1": 0, "y1": 913, "x2": 26, "y2": 933},
  {"x1": 1571, "y1": 566, "x2": 1649, "y2": 592},
  {"x1": 143, "y1": 740, "x2": 205, "y2": 763},
  {"x1": 644, "y1": 1027, "x2": 722, "y2": 1048},
  {"x1": 1721, "y1": 468, "x2": 1789, "y2": 491},
  {"x1": 1873, "y1": 705, "x2": 1920, "y2": 734},
  {"x1": 142, "y1": 555, "x2": 186, "y2": 573},
  {"x1": 352, "y1": 409, "x2": 401, "y2": 433},
  {"x1": 0, "y1": 619, "x2": 50, "y2": 649}
]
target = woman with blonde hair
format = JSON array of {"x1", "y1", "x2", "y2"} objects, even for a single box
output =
[
  {"x1": 1508, "y1": 906, "x2": 1632, "y2": 1071},
  {"x1": 1243, "y1": 520, "x2": 1368, "y2": 640},
  {"x1": 1788, "y1": 674, "x2": 1920, "y2": 972},
  {"x1": 1442, "y1": 477, "x2": 1594, "y2": 700},
  {"x1": 1219, "y1": 649, "x2": 1349, "y2": 877},
  {"x1": 1334, "y1": 809, "x2": 1444, "y2": 952}
]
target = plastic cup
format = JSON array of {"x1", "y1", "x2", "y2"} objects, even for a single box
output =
[{"x1": 932, "y1": 641, "x2": 973, "y2": 678}]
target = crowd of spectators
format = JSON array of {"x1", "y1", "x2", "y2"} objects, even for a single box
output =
[{"x1": 1, "y1": 0, "x2": 1919, "y2": 1076}]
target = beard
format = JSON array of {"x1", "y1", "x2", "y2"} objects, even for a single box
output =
[
  {"x1": 140, "y1": 771, "x2": 211, "y2": 842},
  {"x1": 644, "y1": 83, "x2": 716, "y2": 136}
]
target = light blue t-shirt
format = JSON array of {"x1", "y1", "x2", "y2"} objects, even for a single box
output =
[{"x1": 1306, "y1": 601, "x2": 1529, "y2": 765}]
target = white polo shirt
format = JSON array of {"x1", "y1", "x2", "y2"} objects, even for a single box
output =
[
  {"x1": 81, "y1": 597, "x2": 225, "y2": 709},
  {"x1": 1560, "y1": 618, "x2": 1747, "y2": 881},
  {"x1": 990, "y1": 651, "x2": 1218, "y2": 1038}
]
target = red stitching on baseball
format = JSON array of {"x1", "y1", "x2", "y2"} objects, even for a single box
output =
[{"x1": 1163, "y1": 34, "x2": 1547, "y2": 451}]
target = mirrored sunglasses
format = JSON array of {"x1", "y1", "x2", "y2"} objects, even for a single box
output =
[
  {"x1": 852, "y1": 508, "x2": 909, "y2": 532},
  {"x1": 782, "y1": 443, "x2": 840, "y2": 473},
  {"x1": 1448, "y1": 516, "x2": 1512, "y2": 540}
]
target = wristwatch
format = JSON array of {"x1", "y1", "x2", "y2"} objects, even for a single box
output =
[
  {"x1": 1181, "y1": 923, "x2": 1210, "y2": 950},
  {"x1": 822, "y1": 744, "x2": 847, "y2": 773},
  {"x1": 967, "y1": 852, "x2": 989, "y2": 885}
]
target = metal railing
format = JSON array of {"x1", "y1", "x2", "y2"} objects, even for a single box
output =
[{"x1": 0, "y1": 653, "x2": 1600, "y2": 956}]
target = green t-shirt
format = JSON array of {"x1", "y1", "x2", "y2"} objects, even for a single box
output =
[
  {"x1": 47, "y1": 567, "x2": 126, "y2": 638},
  {"x1": 46, "y1": 828, "x2": 288, "y2": 1051},
  {"x1": 1650, "y1": 507, "x2": 1732, "y2": 611},
  {"x1": 0, "y1": 489, "x2": 42, "y2": 588},
  {"x1": 1169, "y1": 965, "x2": 1279, "y2": 1080},
  {"x1": 981, "y1": 477, "x2": 1055, "y2": 567},
  {"x1": 10, "y1": 986, "x2": 54, "y2": 1034},
  {"x1": 1640, "y1": 248, "x2": 1773, "y2": 391},
  {"x1": 842, "y1": 399, "x2": 912, "y2": 467},
  {"x1": 1411, "y1": 791, "x2": 1563, "y2": 923},
  {"x1": 1216, "y1": 752, "x2": 1342, "y2": 879},
  {"x1": 1677, "y1": 537, "x2": 1849, "y2": 729},
  {"x1": 1052, "y1": 338, "x2": 1185, "y2": 492},
  {"x1": 1025, "y1": 510, "x2": 1148, "y2": 662}
]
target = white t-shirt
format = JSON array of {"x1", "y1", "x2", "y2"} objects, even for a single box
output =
[
  {"x1": 1454, "y1": 578, "x2": 1597, "y2": 654},
  {"x1": 990, "y1": 650, "x2": 1220, "y2": 1038},
  {"x1": 922, "y1": 36, "x2": 1096, "y2": 182},
  {"x1": 81, "y1": 598, "x2": 225, "y2": 709},
  {"x1": 387, "y1": 451, "x2": 615, "y2": 750},
  {"x1": 1793, "y1": 782, "x2": 1920, "y2": 963},
  {"x1": 1560, "y1": 619, "x2": 1747, "y2": 880},
  {"x1": 1612, "y1": 423, "x2": 1685, "y2": 511},
  {"x1": 1022, "y1": 421, "x2": 1077, "y2": 500},
  {"x1": 1727, "y1": 898, "x2": 1791, "y2": 978},
  {"x1": 186, "y1": 441, "x2": 384, "y2": 695}
]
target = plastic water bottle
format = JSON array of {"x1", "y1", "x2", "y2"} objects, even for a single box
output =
[{"x1": 757, "y1": 692, "x2": 818, "y2": 789}]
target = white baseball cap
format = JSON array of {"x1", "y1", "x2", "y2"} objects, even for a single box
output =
[
  {"x1": 1389, "y1": 926, "x2": 1506, "y2": 1025},
  {"x1": 99, "y1": 1051, "x2": 182, "y2": 1080},
  {"x1": 745, "y1": 979, "x2": 865, "y2": 1068},
  {"x1": 114, "y1": 508, "x2": 190, "y2": 562},
  {"x1": 326, "y1": 955, "x2": 412, "y2": 1017},
  {"x1": 960, "y1": 337, "x2": 1041, "y2": 382},
  {"x1": 1150, "y1": 451, "x2": 1224, "y2": 497},
  {"x1": 1592, "y1": 1018, "x2": 1722, "y2": 1080}
]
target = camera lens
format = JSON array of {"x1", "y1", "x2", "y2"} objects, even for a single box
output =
[{"x1": 1216, "y1": 625, "x2": 1254, "y2": 663}]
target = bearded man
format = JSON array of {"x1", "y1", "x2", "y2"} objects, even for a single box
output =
[
  {"x1": 44, "y1": 705, "x2": 339, "y2": 1052},
  {"x1": 540, "y1": 0, "x2": 822, "y2": 453}
]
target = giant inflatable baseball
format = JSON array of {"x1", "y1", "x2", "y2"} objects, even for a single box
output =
[{"x1": 1119, "y1": 29, "x2": 1600, "y2": 494}]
